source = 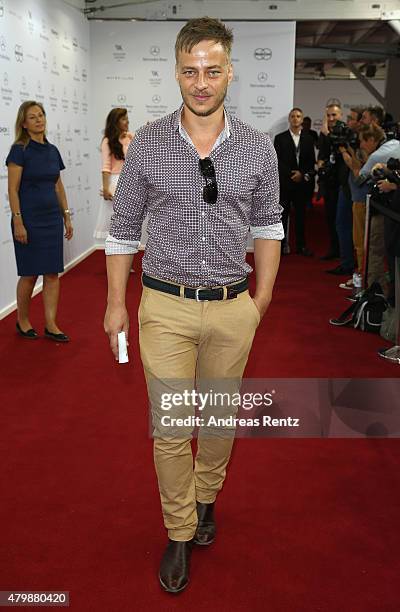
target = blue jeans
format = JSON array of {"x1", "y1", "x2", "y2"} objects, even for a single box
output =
[{"x1": 336, "y1": 187, "x2": 354, "y2": 270}]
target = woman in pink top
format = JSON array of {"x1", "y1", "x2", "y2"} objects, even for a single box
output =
[{"x1": 93, "y1": 108, "x2": 134, "y2": 241}]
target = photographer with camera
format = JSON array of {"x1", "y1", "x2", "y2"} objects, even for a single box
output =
[
  {"x1": 318, "y1": 103, "x2": 355, "y2": 275},
  {"x1": 361, "y1": 106, "x2": 385, "y2": 128},
  {"x1": 342, "y1": 125, "x2": 400, "y2": 294},
  {"x1": 317, "y1": 104, "x2": 341, "y2": 261},
  {"x1": 336, "y1": 108, "x2": 366, "y2": 290}
]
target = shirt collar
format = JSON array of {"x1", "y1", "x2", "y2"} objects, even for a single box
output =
[{"x1": 176, "y1": 105, "x2": 231, "y2": 151}]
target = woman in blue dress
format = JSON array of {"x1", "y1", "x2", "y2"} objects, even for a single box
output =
[{"x1": 6, "y1": 101, "x2": 73, "y2": 342}]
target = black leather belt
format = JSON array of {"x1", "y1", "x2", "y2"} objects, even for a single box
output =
[{"x1": 142, "y1": 273, "x2": 248, "y2": 301}]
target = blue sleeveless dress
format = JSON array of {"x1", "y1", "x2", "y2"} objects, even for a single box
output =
[{"x1": 6, "y1": 140, "x2": 65, "y2": 276}]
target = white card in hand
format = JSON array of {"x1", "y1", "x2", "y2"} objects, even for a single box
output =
[{"x1": 117, "y1": 331, "x2": 129, "y2": 364}]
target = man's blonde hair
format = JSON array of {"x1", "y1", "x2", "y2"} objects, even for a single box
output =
[{"x1": 175, "y1": 17, "x2": 233, "y2": 61}]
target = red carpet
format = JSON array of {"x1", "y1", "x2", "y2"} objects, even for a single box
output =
[{"x1": 0, "y1": 204, "x2": 399, "y2": 611}]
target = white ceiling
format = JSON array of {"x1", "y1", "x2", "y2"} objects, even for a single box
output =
[{"x1": 67, "y1": 1, "x2": 400, "y2": 79}]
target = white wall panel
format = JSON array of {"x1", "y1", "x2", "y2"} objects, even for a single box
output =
[
  {"x1": 90, "y1": 21, "x2": 296, "y2": 247},
  {"x1": 0, "y1": 0, "x2": 92, "y2": 315},
  {"x1": 294, "y1": 79, "x2": 385, "y2": 129}
]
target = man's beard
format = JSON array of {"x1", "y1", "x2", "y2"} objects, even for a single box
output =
[{"x1": 179, "y1": 83, "x2": 228, "y2": 117}]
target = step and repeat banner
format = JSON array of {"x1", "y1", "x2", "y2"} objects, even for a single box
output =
[
  {"x1": 0, "y1": 0, "x2": 91, "y2": 314},
  {"x1": 90, "y1": 20, "x2": 295, "y2": 246},
  {"x1": 90, "y1": 20, "x2": 295, "y2": 138},
  {"x1": 0, "y1": 10, "x2": 295, "y2": 313}
]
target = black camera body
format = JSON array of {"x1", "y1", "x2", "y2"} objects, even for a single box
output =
[
  {"x1": 383, "y1": 121, "x2": 400, "y2": 142},
  {"x1": 369, "y1": 157, "x2": 400, "y2": 204},
  {"x1": 318, "y1": 122, "x2": 359, "y2": 184},
  {"x1": 329, "y1": 122, "x2": 360, "y2": 151},
  {"x1": 371, "y1": 157, "x2": 400, "y2": 186}
]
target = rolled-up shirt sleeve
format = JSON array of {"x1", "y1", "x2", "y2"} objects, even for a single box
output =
[
  {"x1": 105, "y1": 131, "x2": 148, "y2": 256},
  {"x1": 250, "y1": 136, "x2": 284, "y2": 240}
]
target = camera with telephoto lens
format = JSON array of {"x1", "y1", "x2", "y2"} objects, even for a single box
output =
[
  {"x1": 368, "y1": 157, "x2": 400, "y2": 204},
  {"x1": 383, "y1": 121, "x2": 400, "y2": 142},
  {"x1": 318, "y1": 122, "x2": 359, "y2": 183},
  {"x1": 329, "y1": 123, "x2": 360, "y2": 151}
]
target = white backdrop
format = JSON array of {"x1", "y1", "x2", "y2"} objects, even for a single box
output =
[
  {"x1": 1, "y1": 10, "x2": 296, "y2": 315},
  {"x1": 294, "y1": 79, "x2": 385, "y2": 129},
  {"x1": 0, "y1": 0, "x2": 92, "y2": 316},
  {"x1": 90, "y1": 21, "x2": 295, "y2": 137},
  {"x1": 90, "y1": 20, "x2": 296, "y2": 247}
]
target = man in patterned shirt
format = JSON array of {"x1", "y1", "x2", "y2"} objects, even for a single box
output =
[{"x1": 104, "y1": 17, "x2": 283, "y2": 593}]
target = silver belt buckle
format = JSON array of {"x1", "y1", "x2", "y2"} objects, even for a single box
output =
[{"x1": 195, "y1": 287, "x2": 208, "y2": 302}]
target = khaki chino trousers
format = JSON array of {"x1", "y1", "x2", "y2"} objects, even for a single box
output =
[{"x1": 138, "y1": 284, "x2": 260, "y2": 541}]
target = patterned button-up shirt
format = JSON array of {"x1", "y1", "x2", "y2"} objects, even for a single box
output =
[{"x1": 105, "y1": 106, "x2": 283, "y2": 287}]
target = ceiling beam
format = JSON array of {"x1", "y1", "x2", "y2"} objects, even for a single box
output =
[
  {"x1": 351, "y1": 21, "x2": 382, "y2": 44},
  {"x1": 313, "y1": 21, "x2": 336, "y2": 46},
  {"x1": 341, "y1": 60, "x2": 385, "y2": 105},
  {"x1": 389, "y1": 20, "x2": 400, "y2": 37},
  {"x1": 296, "y1": 45, "x2": 397, "y2": 62}
]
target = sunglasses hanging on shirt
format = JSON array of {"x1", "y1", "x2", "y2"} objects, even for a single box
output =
[{"x1": 199, "y1": 157, "x2": 218, "y2": 204}]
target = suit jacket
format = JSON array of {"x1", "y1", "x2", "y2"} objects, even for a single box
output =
[{"x1": 274, "y1": 130, "x2": 316, "y2": 198}]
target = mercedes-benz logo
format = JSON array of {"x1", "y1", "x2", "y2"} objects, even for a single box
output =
[
  {"x1": 21, "y1": 76, "x2": 27, "y2": 89},
  {"x1": 150, "y1": 45, "x2": 160, "y2": 56},
  {"x1": 225, "y1": 95, "x2": 231, "y2": 104},
  {"x1": 257, "y1": 95, "x2": 266, "y2": 105},
  {"x1": 3, "y1": 72, "x2": 8, "y2": 86},
  {"x1": 258, "y1": 72, "x2": 268, "y2": 82},
  {"x1": 254, "y1": 48, "x2": 272, "y2": 61},
  {"x1": 15, "y1": 44, "x2": 23, "y2": 62},
  {"x1": 0, "y1": 36, "x2": 6, "y2": 52},
  {"x1": 117, "y1": 94, "x2": 126, "y2": 103},
  {"x1": 152, "y1": 94, "x2": 161, "y2": 104}
]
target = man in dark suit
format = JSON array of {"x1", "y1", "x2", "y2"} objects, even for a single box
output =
[{"x1": 274, "y1": 107, "x2": 316, "y2": 256}]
